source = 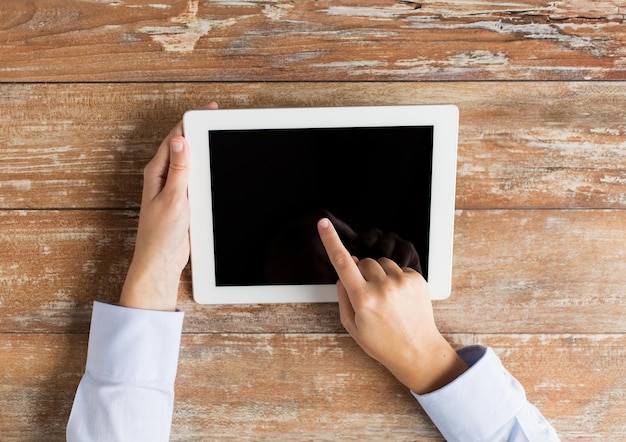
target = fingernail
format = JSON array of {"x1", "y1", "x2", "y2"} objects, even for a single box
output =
[
  {"x1": 319, "y1": 218, "x2": 330, "y2": 228},
  {"x1": 171, "y1": 139, "x2": 183, "y2": 153}
]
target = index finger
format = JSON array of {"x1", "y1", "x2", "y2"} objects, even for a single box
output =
[{"x1": 317, "y1": 218, "x2": 364, "y2": 290}]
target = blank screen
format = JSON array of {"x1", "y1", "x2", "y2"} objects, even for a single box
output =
[{"x1": 208, "y1": 126, "x2": 433, "y2": 286}]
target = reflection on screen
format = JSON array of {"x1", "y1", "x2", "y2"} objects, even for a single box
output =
[{"x1": 209, "y1": 126, "x2": 433, "y2": 286}]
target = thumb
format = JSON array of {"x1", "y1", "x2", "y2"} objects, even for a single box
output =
[{"x1": 163, "y1": 136, "x2": 190, "y2": 195}]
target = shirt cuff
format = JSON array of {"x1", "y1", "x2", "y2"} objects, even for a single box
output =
[
  {"x1": 412, "y1": 345, "x2": 527, "y2": 442},
  {"x1": 86, "y1": 301, "x2": 185, "y2": 385}
]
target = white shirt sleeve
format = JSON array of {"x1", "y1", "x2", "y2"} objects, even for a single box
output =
[
  {"x1": 67, "y1": 304, "x2": 558, "y2": 441},
  {"x1": 413, "y1": 345, "x2": 560, "y2": 442},
  {"x1": 67, "y1": 301, "x2": 184, "y2": 442}
]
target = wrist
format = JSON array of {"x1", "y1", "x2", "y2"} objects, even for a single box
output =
[
  {"x1": 120, "y1": 260, "x2": 182, "y2": 311},
  {"x1": 402, "y1": 334, "x2": 469, "y2": 395}
]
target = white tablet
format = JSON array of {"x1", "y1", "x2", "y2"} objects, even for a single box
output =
[{"x1": 183, "y1": 105, "x2": 458, "y2": 304}]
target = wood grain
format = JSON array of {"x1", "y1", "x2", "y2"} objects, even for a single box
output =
[
  {"x1": 0, "y1": 333, "x2": 88, "y2": 441},
  {"x1": 481, "y1": 334, "x2": 626, "y2": 438},
  {"x1": 0, "y1": 0, "x2": 624, "y2": 82},
  {"x1": 2, "y1": 0, "x2": 626, "y2": 438},
  {"x1": 173, "y1": 333, "x2": 439, "y2": 440},
  {"x1": 3, "y1": 82, "x2": 626, "y2": 209},
  {"x1": 2, "y1": 333, "x2": 623, "y2": 440},
  {"x1": 0, "y1": 210, "x2": 135, "y2": 331},
  {"x1": 2, "y1": 209, "x2": 625, "y2": 335}
]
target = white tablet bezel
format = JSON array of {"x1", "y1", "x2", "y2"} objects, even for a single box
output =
[{"x1": 183, "y1": 105, "x2": 458, "y2": 304}]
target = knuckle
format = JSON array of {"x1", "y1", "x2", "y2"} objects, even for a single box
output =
[
  {"x1": 168, "y1": 161, "x2": 187, "y2": 172},
  {"x1": 357, "y1": 292, "x2": 379, "y2": 313},
  {"x1": 332, "y1": 250, "x2": 351, "y2": 268},
  {"x1": 357, "y1": 257, "x2": 375, "y2": 268},
  {"x1": 377, "y1": 257, "x2": 393, "y2": 266}
]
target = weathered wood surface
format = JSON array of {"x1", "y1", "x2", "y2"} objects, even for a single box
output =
[
  {"x1": 3, "y1": 82, "x2": 626, "y2": 210},
  {"x1": 2, "y1": 0, "x2": 626, "y2": 439},
  {"x1": 2, "y1": 209, "x2": 626, "y2": 335},
  {"x1": 0, "y1": 0, "x2": 625, "y2": 81},
  {"x1": 2, "y1": 96, "x2": 625, "y2": 437},
  {"x1": 2, "y1": 333, "x2": 624, "y2": 440}
]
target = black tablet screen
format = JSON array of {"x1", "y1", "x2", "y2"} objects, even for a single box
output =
[{"x1": 208, "y1": 126, "x2": 433, "y2": 286}]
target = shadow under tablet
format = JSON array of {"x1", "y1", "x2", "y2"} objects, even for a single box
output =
[{"x1": 208, "y1": 126, "x2": 433, "y2": 287}]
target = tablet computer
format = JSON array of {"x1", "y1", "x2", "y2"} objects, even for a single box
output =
[{"x1": 183, "y1": 105, "x2": 458, "y2": 304}]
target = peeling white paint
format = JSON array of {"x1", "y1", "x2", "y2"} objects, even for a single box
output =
[
  {"x1": 262, "y1": 4, "x2": 293, "y2": 21},
  {"x1": 25, "y1": 145, "x2": 71, "y2": 155},
  {"x1": 120, "y1": 33, "x2": 143, "y2": 43},
  {"x1": 42, "y1": 298, "x2": 81, "y2": 312},
  {"x1": 406, "y1": 19, "x2": 606, "y2": 57},
  {"x1": 374, "y1": 51, "x2": 509, "y2": 76},
  {"x1": 313, "y1": 345, "x2": 344, "y2": 357},
  {"x1": 139, "y1": 0, "x2": 238, "y2": 52},
  {"x1": 128, "y1": 3, "x2": 171, "y2": 9},
  {"x1": 600, "y1": 175, "x2": 626, "y2": 185},
  {"x1": 447, "y1": 50, "x2": 509, "y2": 66},
  {"x1": 0, "y1": 180, "x2": 32, "y2": 191},
  {"x1": 82, "y1": 261, "x2": 97, "y2": 274},
  {"x1": 590, "y1": 127, "x2": 621, "y2": 136},
  {"x1": 279, "y1": 29, "x2": 397, "y2": 41},
  {"x1": 457, "y1": 163, "x2": 486, "y2": 176},
  {"x1": 323, "y1": 5, "x2": 417, "y2": 19},
  {"x1": 524, "y1": 138, "x2": 624, "y2": 153},
  {"x1": 394, "y1": 57, "x2": 429, "y2": 67},
  {"x1": 280, "y1": 50, "x2": 326, "y2": 64},
  {"x1": 312, "y1": 60, "x2": 386, "y2": 69},
  {"x1": 209, "y1": 0, "x2": 274, "y2": 6},
  {"x1": 442, "y1": 6, "x2": 555, "y2": 19}
]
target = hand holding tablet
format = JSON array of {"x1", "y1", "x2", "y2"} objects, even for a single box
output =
[
  {"x1": 119, "y1": 102, "x2": 219, "y2": 311},
  {"x1": 183, "y1": 105, "x2": 458, "y2": 303}
]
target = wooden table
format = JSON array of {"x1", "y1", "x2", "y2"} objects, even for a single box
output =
[{"x1": 2, "y1": 1, "x2": 625, "y2": 440}]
